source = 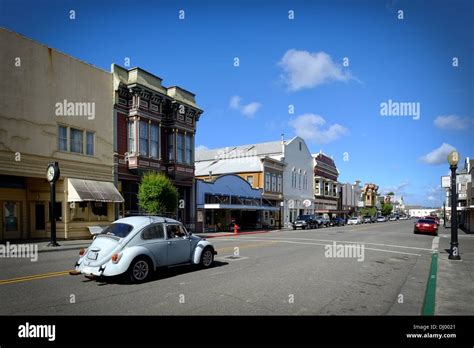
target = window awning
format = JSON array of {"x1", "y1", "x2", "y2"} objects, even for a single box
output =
[{"x1": 67, "y1": 178, "x2": 124, "y2": 203}]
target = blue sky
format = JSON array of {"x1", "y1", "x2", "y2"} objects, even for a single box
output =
[{"x1": 1, "y1": 0, "x2": 473, "y2": 206}]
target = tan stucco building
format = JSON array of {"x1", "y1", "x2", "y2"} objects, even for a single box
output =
[{"x1": 0, "y1": 28, "x2": 122, "y2": 240}]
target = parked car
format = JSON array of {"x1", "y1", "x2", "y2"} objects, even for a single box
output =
[
  {"x1": 73, "y1": 216, "x2": 217, "y2": 283},
  {"x1": 389, "y1": 215, "x2": 397, "y2": 221},
  {"x1": 377, "y1": 216, "x2": 387, "y2": 222},
  {"x1": 313, "y1": 215, "x2": 329, "y2": 227},
  {"x1": 399, "y1": 215, "x2": 408, "y2": 220},
  {"x1": 347, "y1": 217, "x2": 359, "y2": 225},
  {"x1": 424, "y1": 216, "x2": 440, "y2": 226},
  {"x1": 293, "y1": 215, "x2": 317, "y2": 230},
  {"x1": 363, "y1": 216, "x2": 372, "y2": 224},
  {"x1": 330, "y1": 217, "x2": 346, "y2": 226},
  {"x1": 370, "y1": 216, "x2": 377, "y2": 223},
  {"x1": 414, "y1": 218, "x2": 438, "y2": 236}
]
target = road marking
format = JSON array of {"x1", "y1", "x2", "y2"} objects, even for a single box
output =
[
  {"x1": 0, "y1": 270, "x2": 72, "y2": 285},
  {"x1": 431, "y1": 237, "x2": 440, "y2": 252},
  {"x1": 219, "y1": 236, "x2": 434, "y2": 252},
  {"x1": 215, "y1": 238, "x2": 421, "y2": 256},
  {"x1": 0, "y1": 242, "x2": 277, "y2": 286},
  {"x1": 422, "y1": 253, "x2": 438, "y2": 315}
]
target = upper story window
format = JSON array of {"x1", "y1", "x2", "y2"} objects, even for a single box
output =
[
  {"x1": 265, "y1": 172, "x2": 271, "y2": 190},
  {"x1": 324, "y1": 182, "x2": 330, "y2": 196},
  {"x1": 271, "y1": 173, "x2": 277, "y2": 192},
  {"x1": 185, "y1": 134, "x2": 193, "y2": 165},
  {"x1": 177, "y1": 133, "x2": 185, "y2": 163},
  {"x1": 299, "y1": 142, "x2": 302, "y2": 151},
  {"x1": 168, "y1": 133, "x2": 175, "y2": 161},
  {"x1": 59, "y1": 125, "x2": 94, "y2": 156},
  {"x1": 70, "y1": 128, "x2": 83, "y2": 154},
  {"x1": 150, "y1": 123, "x2": 159, "y2": 159},
  {"x1": 247, "y1": 175, "x2": 254, "y2": 186},
  {"x1": 291, "y1": 169, "x2": 296, "y2": 188},
  {"x1": 58, "y1": 125, "x2": 68, "y2": 151},
  {"x1": 86, "y1": 132, "x2": 94, "y2": 156},
  {"x1": 277, "y1": 174, "x2": 282, "y2": 193},
  {"x1": 315, "y1": 179, "x2": 320, "y2": 195},
  {"x1": 139, "y1": 120, "x2": 149, "y2": 157},
  {"x1": 128, "y1": 120, "x2": 136, "y2": 154},
  {"x1": 298, "y1": 171, "x2": 302, "y2": 189}
]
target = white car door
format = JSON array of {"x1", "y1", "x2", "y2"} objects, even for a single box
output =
[
  {"x1": 141, "y1": 223, "x2": 168, "y2": 267},
  {"x1": 166, "y1": 224, "x2": 192, "y2": 265}
]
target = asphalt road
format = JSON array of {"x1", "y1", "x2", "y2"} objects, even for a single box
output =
[{"x1": 0, "y1": 220, "x2": 438, "y2": 315}]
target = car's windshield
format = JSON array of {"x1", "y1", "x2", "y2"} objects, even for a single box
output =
[{"x1": 100, "y1": 223, "x2": 134, "y2": 238}]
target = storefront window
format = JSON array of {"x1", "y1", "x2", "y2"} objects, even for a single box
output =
[
  {"x1": 4, "y1": 201, "x2": 19, "y2": 231},
  {"x1": 86, "y1": 132, "x2": 94, "y2": 156}
]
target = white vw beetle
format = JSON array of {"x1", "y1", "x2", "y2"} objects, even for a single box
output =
[{"x1": 73, "y1": 216, "x2": 217, "y2": 283}]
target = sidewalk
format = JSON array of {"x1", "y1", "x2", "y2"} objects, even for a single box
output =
[{"x1": 435, "y1": 226, "x2": 474, "y2": 315}]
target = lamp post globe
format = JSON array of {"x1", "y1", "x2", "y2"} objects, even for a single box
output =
[{"x1": 447, "y1": 150, "x2": 459, "y2": 167}]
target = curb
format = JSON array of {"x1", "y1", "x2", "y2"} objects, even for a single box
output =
[
  {"x1": 38, "y1": 244, "x2": 90, "y2": 253},
  {"x1": 421, "y1": 252, "x2": 438, "y2": 315}
]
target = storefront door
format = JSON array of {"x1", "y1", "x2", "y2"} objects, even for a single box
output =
[{"x1": 3, "y1": 201, "x2": 21, "y2": 240}]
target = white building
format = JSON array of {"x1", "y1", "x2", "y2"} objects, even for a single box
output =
[
  {"x1": 408, "y1": 209, "x2": 437, "y2": 218},
  {"x1": 195, "y1": 136, "x2": 314, "y2": 228}
]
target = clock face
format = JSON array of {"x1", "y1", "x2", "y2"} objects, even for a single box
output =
[{"x1": 47, "y1": 166, "x2": 55, "y2": 181}]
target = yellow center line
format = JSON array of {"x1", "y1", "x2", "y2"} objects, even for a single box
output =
[
  {"x1": 0, "y1": 241, "x2": 279, "y2": 285},
  {"x1": 0, "y1": 270, "x2": 73, "y2": 285}
]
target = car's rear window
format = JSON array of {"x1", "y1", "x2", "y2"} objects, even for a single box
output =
[
  {"x1": 100, "y1": 223, "x2": 134, "y2": 238},
  {"x1": 297, "y1": 215, "x2": 311, "y2": 220},
  {"x1": 418, "y1": 219, "x2": 435, "y2": 224}
]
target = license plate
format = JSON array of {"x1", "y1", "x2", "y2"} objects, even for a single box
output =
[{"x1": 87, "y1": 251, "x2": 98, "y2": 260}]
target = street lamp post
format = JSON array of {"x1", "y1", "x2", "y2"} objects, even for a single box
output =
[
  {"x1": 443, "y1": 202, "x2": 446, "y2": 228},
  {"x1": 447, "y1": 151, "x2": 461, "y2": 260}
]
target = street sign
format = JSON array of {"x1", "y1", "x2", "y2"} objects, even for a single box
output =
[
  {"x1": 441, "y1": 174, "x2": 471, "y2": 188},
  {"x1": 441, "y1": 176, "x2": 450, "y2": 188}
]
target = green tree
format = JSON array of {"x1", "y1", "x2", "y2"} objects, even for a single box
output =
[
  {"x1": 361, "y1": 207, "x2": 377, "y2": 216},
  {"x1": 381, "y1": 202, "x2": 393, "y2": 216},
  {"x1": 138, "y1": 172, "x2": 178, "y2": 215}
]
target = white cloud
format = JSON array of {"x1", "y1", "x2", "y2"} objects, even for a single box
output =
[
  {"x1": 195, "y1": 145, "x2": 209, "y2": 152},
  {"x1": 278, "y1": 49, "x2": 353, "y2": 91},
  {"x1": 420, "y1": 143, "x2": 456, "y2": 165},
  {"x1": 434, "y1": 115, "x2": 473, "y2": 130},
  {"x1": 229, "y1": 95, "x2": 262, "y2": 117},
  {"x1": 289, "y1": 113, "x2": 348, "y2": 144},
  {"x1": 381, "y1": 180, "x2": 410, "y2": 194}
]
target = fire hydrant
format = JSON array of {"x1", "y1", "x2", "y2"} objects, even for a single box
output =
[{"x1": 234, "y1": 223, "x2": 238, "y2": 234}]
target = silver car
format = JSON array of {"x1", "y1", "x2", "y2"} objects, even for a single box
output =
[{"x1": 73, "y1": 216, "x2": 217, "y2": 283}]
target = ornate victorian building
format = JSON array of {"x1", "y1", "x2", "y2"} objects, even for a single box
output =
[
  {"x1": 112, "y1": 65, "x2": 202, "y2": 230},
  {"x1": 313, "y1": 152, "x2": 340, "y2": 215},
  {"x1": 362, "y1": 183, "x2": 379, "y2": 208}
]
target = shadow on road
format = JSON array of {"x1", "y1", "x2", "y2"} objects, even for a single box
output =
[{"x1": 82, "y1": 260, "x2": 229, "y2": 286}]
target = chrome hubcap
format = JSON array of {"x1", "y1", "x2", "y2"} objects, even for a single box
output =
[
  {"x1": 133, "y1": 260, "x2": 149, "y2": 280},
  {"x1": 202, "y1": 250, "x2": 213, "y2": 267}
]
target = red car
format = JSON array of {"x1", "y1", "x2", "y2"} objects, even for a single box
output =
[
  {"x1": 424, "y1": 216, "x2": 440, "y2": 225},
  {"x1": 414, "y1": 219, "x2": 438, "y2": 236}
]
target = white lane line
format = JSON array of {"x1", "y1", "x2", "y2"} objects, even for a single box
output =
[
  {"x1": 431, "y1": 236, "x2": 440, "y2": 252},
  {"x1": 213, "y1": 238, "x2": 421, "y2": 257},
  {"x1": 216, "y1": 236, "x2": 434, "y2": 252}
]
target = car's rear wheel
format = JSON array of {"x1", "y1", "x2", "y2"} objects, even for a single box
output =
[
  {"x1": 128, "y1": 257, "x2": 151, "y2": 283},
  {"x1": 200, "y1": 247, "x2": 214, "y2": 268}
]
